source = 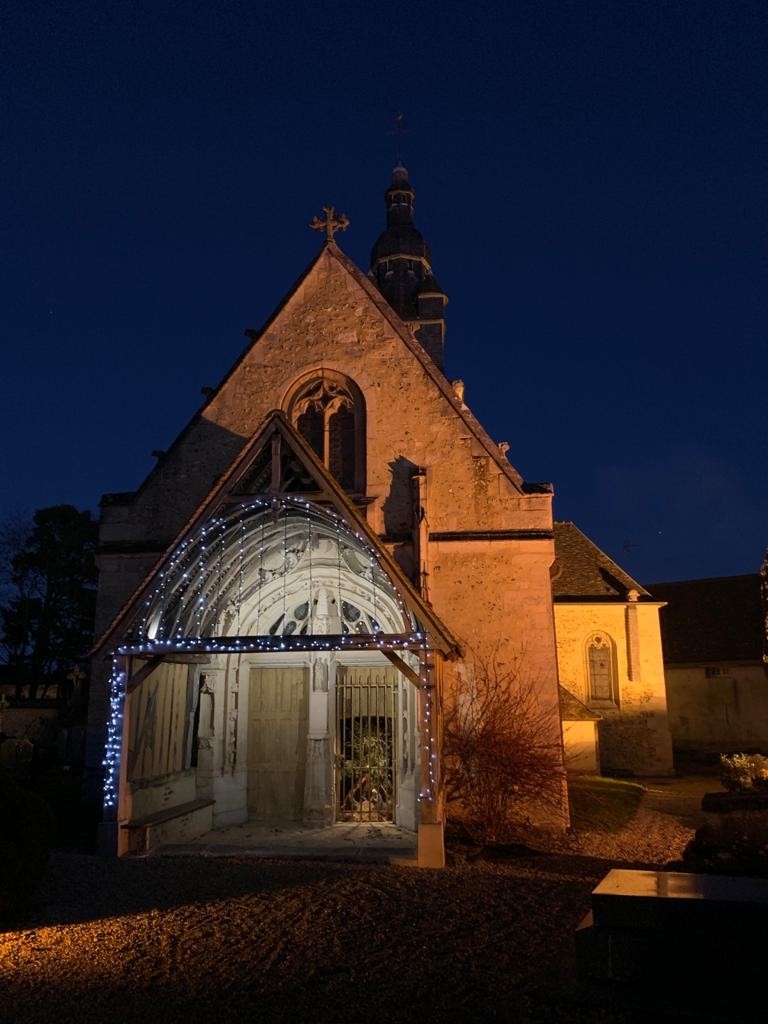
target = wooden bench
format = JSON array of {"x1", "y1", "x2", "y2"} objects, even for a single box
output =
[{"x1": 121, "y1": 798, "x2": 215, "y2": 854}]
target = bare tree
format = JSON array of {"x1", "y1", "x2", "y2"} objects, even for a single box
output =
[{"x1": 442, "y1": 651, "x2": 566, "y2": 844}]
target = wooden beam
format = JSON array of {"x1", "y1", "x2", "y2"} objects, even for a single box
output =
[
  {"x1": 152, "y1": 653, "x2": 211, "y2": 665},
  {"x1": 270, "y1": 432, "x2": 281, "y2": 493},
  {"x1": 118, "y1": 632, "x2": 424, "y2": 655},
  {"x1": 126, "y1": 656, "x2": 163, "y2": 694},
  {"x1": 382, "y1": 649, "x2": 421, "y2": 688}
]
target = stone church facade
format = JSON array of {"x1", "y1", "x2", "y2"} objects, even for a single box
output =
[{"x1": 87, "y1": 166, "x2": 672, "y2": 866}]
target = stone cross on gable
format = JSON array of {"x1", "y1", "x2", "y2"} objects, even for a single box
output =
[{"x1": 310, "y1": 206, "x2": 350, "y2": 242}]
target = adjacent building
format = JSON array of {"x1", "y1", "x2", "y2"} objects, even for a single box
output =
[{"x1": 649, "y1": 572, "x2": 768, "y2": 756}]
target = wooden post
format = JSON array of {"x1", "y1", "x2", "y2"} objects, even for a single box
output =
[
  {"x1": 116, "y1": 653, "x2": 133, "y2": 856},
  {"x1": 418, "y1": 648, "x2": 445, "y2": 867}
]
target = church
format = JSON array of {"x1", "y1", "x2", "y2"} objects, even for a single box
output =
[{"x1": 87, "y1": 165, "x2": 673, "y2": 867}]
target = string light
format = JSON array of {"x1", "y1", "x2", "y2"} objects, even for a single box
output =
[
  {"x1": 282, "y1": 502, "x2": 288, "y2": 628},
  {"x1": 237, "y1": 515, "x2": 245, "y2": 635},
  {"x1": 105, "y1": 495, "x2": 438, "y2": 814},
  {"x1": 115, "y1": 632, "x2": 426, "y2": 656},
  {"x1": 417, "y1": 640, "x2": 437, "y2": 804},
  {"x1": 101, "y1": 661, "x2": 126, "y2": 812},
  {"x1": 132, "y1": 496, "x2": 416, "y2": 644}
]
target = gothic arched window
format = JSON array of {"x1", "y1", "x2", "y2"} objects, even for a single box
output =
[
  {"x1": 286, "y1": 372, "x2": 366, "y2": 493},
  {"x1": 586, "y1": 633, "x2": 618, "y2": 706}
]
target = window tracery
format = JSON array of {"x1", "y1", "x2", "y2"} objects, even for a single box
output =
[
  {"x1": 287, "y1": 373, "x2": 365, "y2": 493},
  {"x1": 586, "y1": 633, "x2": 618, "y2": 706}
]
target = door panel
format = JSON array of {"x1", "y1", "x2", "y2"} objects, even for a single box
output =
[{"x1": 248, "y1": 667, "x2": 308, "y2": 822}]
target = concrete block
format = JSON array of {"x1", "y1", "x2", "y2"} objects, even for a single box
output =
[{"x1": 591, "y1": 868, "x2": 768, "y2": 932}]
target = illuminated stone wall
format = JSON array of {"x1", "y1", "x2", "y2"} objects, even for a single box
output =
[{"x1": 554, "y1": 602, "x2": 674, "y2": 775}]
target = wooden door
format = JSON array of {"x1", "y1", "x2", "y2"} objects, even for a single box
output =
[
  {"x1": 126, "y1": 662, "x2": 191, "y2": 783},
  {"x1": 247, "y1": 667, "x2": 308, "y2": 822}
]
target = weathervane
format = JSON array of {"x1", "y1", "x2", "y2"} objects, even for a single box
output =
[{"x1": 310, "y1": 206, "x2": 349, "y2": 241}]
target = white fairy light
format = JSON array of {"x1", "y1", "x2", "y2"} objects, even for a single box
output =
[
  {"x1": 132, "y1": 496, "x2": 418, "y2": 644},
  {"x1": 101, "y1": 661, "x2": 126, "y2": 813},
  {"x1": 107, "y1": 495, "x2": 437, "y2": 811}
]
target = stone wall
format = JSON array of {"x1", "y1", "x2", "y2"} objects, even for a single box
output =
[
  {"x1": 665, "y1": 662, "x2": 768, "y2": 753},
  {"x1": 554, "y1": 602, "x2": 673, "y2": 775}
]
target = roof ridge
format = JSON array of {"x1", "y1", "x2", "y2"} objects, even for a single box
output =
[
  {"x1": 325, "y1": 245, "x2": 532, "y2": 494},
  {"x1": 93, "y1": 408, "x2": 462, "y2": 659},
  {"x1": 553, "y1": 520, "x2": 649, "y2": 599}
]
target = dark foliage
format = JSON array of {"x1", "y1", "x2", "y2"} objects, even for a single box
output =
[{"x1": 0, "y1": 505, "x2": 97, "y2": 701}]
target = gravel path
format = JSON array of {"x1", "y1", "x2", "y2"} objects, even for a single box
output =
[{"x1": 0, "y1": 779, "x2": 727, "y2": 1024}]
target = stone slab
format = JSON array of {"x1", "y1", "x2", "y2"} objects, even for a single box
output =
[
  {"x1": 591, "y1": 868, "x2": 768, "y2": 931},
  {"x1": 578, "y1": 868, "x2": 768, "y2": 1006},
  {"x1": 142, "y1": 820, "x2": 417, "y2": 865}
]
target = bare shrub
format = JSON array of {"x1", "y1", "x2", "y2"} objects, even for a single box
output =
[{"x1": 442, "y1": 653, "x2": 566, "y2": 844}]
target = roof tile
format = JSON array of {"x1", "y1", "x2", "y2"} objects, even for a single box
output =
[
  {"x1": 552, "y1": 522, "x2": 648, "y2": 601},
  {"x1": 645, "y1": 575, "x2": 764, "y2": 663}
]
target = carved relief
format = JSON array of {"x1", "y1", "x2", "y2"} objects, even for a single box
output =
[
  {"x1": 312, "y1": 658, "x2": 329, "y2": 693},
  {"x1": 225, "y1": 690, "x2": 238, "y2": 774}
]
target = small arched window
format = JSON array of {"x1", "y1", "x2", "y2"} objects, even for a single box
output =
[
  {"x1": 286, "y1": 372, "x2": 366, "y2": 493},
  {"x1": 586, "y1": 633, "x2": 618, "y2": 706}
]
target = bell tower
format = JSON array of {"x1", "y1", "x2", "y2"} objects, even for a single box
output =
[{"x1": 369, "y1": 164, "x2": 448, "y2": 370}]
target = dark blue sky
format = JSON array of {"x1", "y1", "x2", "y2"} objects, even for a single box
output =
[{"x1": 3, "y1": 0, "x2": 766, "y2": 584}]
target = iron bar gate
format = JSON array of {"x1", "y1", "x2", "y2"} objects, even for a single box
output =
[{"x1": 335, "y1": 667, "x2": 398, "y2": 822}]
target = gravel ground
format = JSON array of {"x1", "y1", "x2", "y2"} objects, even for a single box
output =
[{"x1": 0, "y1": 779, "x2": 731, "y2": 1024}]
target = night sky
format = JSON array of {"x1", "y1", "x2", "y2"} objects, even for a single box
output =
[{"x1": 3, "y1": 1, "x2": 766, "y2": 585}]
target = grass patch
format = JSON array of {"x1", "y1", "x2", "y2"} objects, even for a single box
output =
[{"x1": 567, "y1": 774, "x2": 645, "y2": 832}]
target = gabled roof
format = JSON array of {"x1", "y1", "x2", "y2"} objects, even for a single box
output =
[
  {"x1": 552, "y1": 522, "x2": 650, "y2": 601},
  {"x1": 103, "y1": 238, "x2": 550, "y2": 547},
  {"x1": 163, "y1": 241, "x2": 537, "y2": 499},
  {"x1": 646, "y1": 574, "x2": 765, "y2": 664},
  {"x1": 93, "y1": 409, "x2": 462, "y2": 659},
  {"x1": 297, "y1": 242, "x2": 534, "y2": 492},
  {"x1": 119, "y1": 244, "x2": 339, "y2": 508}
]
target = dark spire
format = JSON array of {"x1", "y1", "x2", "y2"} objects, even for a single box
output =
[{"x1": 369, "y1": 164, "x2": 448, "y2": 370}]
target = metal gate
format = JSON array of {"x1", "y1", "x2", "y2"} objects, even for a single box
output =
[{"x1": 335, "y1": 667, "x2": 398, "y2": 822}]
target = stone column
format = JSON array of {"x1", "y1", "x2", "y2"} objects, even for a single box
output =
[
  {"x1": 394, "y1": 671, "x2": 418, "y2": 832},
  {"x1": 303, "y1": 653, "x2": 334, "y2": 825},
  {"x1": 195, "y1": 664, "x2": 222, "y2": 804},
  {"x1": 625, "y1": 589, "x2": 641, "y2": 683}
]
